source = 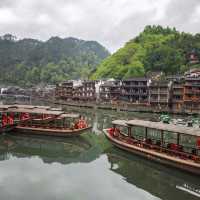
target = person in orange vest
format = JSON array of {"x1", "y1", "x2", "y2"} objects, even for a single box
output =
[
  {"x1": 10, "y1": 113, "x2": 15, "y2": 120},
  {"x1": 20, "y1": 113, "x2": 25, "y2": 121},
  {"x1": 20, "y1": 112, "x2": 30, "y2": 121},
  {"x1": 7, "y1": 113, "x2": 14, "y2": 125},
  {"x1": 78, "y1": 118, "x2": 84, "y2": 129},
  {"x1": 77, "y1": 116, "x2": 87, "y2": 129},
  {"x1": 24, "y1": 113, "x2": 30, "y2": 120}
]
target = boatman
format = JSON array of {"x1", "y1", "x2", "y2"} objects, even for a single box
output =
[{"x1": 7, "y1": 114, "x2": 14, "y2": 125}]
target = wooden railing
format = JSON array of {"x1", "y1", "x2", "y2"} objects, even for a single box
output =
[{"x1": 118, "y1": 134, "x2": 200, "y2": 163}]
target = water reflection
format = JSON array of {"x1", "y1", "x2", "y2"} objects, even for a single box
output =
[
  {"x1": 0, "y1": 134, "x2": 160, "y2": 200},
  {"x1": 0, "y1": 105, "x2": 199, "y2": 200},
  {"x1": 105, "y1": 147, "x2": 200, "y2": 200},
  {"x1": 0, "y1": 134, "x2": 96, "y2": 164}
]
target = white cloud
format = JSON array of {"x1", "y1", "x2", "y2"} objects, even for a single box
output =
[
  {"x1": 0, "y1": 0, "x2": 200, "y2": 52},
  {"x1": 0, "y1": 155, "x2": 161, "y2": 200},
  {"x1": 0, "y1": 8, "x2": 19, "y2": 24}
]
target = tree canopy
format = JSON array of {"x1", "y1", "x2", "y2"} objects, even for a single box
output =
[
  {"x1": 91, "y1": 25, "x2": 200, "y2": 79},
  {"x1": 0, "y1": 35, "x2": 110, "y2": 86}
]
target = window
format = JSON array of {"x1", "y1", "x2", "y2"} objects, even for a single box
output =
[
  {"x1": 163, "y1": 131, "x2": 177, "y2": 147},
  {"x1": 118, "y1": 126, "x2": 128, "y2": 136},
  {"x1": 180, "y1": 134, "x2": 196, "y2": 153},
  {"x1": 132, "y1": 126, "x2": 145, "y2": 140}
]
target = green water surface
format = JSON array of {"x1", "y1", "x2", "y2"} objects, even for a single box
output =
[{"x1": 0, "y1": 106, "x2": 199, "y2": 200}]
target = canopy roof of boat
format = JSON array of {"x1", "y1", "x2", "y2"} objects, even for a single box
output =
[
  {"x1": 112, "y1": 120, "x2": 129, "y2": 127},
  {"x1": 0, "y1": 105, "x2": 17, "y2": 109},
  {"x1": 48, "y1": 107, "x2": 62, "y2": 111},
  {"x1": 56, "y1": 113, "x2": 80, "y2": 119},
  {"x1": 57, "y1": 113, "x2": 80, "y2": 119},
  {"x1": 13, "y1": 104, "x2": 50, "y2": 109},
  {"x1": 0, "y1": 104, "x2": 50, "y2": 110},
  {"x1": 127, "y1": 120, "x2": 200, "y2": 137},
  {"x1": 7, "y1": 108, "x2": 64, "y2": 115}
]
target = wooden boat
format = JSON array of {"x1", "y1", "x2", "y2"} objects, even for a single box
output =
[
  {"x1": 14, "y1": 126, "x2": 91, "y2": 137},
  {"x1": 104, "y1": 119, "x2": 200, "y2": 175},
  {"x1": 14, "y1": 112, "x2": 91, "y2": 137},
  {"x1": 0, "y1": 104, "x2": 91, "y2": 136}
]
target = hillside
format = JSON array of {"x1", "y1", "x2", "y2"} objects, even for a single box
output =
[
  {"x1": 0, "y1": 34, "x2": 110, "y2": 86},
  {"x1": 92, "y1": 25, "x2": 200, "y2": 79}
]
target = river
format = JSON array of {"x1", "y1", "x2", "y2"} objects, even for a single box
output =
[{"x1": 0, "y1": 106, "x2": 199, "y2": 200}]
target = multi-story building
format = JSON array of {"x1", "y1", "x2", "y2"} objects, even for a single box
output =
[
  {"x1": 99, "y1": 80, "x2": 121, "y2": 102},
  {"x1": 73, "y1": 81, "x2": 96, "y2": 101},
  {"x1": 149, "y1": 80, "x2": 172, "y2": 109},
  {"x1": 72, "y1": 85, "x2": 83, "y2": 101},
  {"x1": 82, "y1": 81, "x2": 96, "y2": 101},
  {"x1": 53, "y1": 69, "x2": 200, "y2": 114},
  {"x1": 121, "y1": 78, "x2": 149, "y2": 104},
  {"x1": 183, "y1": 76, "x2": 200, "y2": 112},
  {"x1": 171, "y1": 78, "x2": 185, "y2": 112},
  {"x1": 55, "y1": 81, "x2": 73, "y2": 101}
]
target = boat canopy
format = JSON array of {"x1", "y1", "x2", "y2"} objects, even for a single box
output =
[
  {"x1": 112, "y1": 120, "x2": 129, "y2": 127},
  {"x1": 13, "y1": 104, "x2": 50, "y2": 109},
  {"x1": 59, "y1": 113, "x2": 80, "y2": 118},
  {"x1": 48, "y1": 107, "x2": 62, "y2": 111},
  {"x1": 0, "y1": 105, "x2": 17, "y2": 110},
  {"x1": 127, "y1": 120, "x2": 200, "y2": 137},
  {"x1": 0, "y1": 105, "x2": 51, "y2": 110},
  {"x1": 7, "y1": 108, "x2": 64, "y2": 116}
]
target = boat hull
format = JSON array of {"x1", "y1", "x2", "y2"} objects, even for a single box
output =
[
  {"x1": 13, "y1": 126, "x2": 92, "y2": 137},
  {"x1": 104, "y1": 129, "x2": 200, "y2": 175},
  {"x1": 0, "y1": 124, "x2": 16, "y2": 134}
]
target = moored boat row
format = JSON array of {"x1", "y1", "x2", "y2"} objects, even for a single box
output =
[{"x1": 1, "y1": 104, "x2": 200, "y2": 176}]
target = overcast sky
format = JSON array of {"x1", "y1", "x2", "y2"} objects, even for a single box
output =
[{"x1": 0, "y1": 0, "x2": 200, "y2": 52}]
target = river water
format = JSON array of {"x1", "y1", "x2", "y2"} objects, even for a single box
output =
[{"x1": 0, "y1": 106, "x2": 199, "y2": 200}]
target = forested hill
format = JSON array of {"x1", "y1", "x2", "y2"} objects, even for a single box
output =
[
  {"x1": 92, "y1": 25, "x2": 200, "y2": 79},
  {"x1": 0, "y1": 34, "x2": 110, "y2": 86}
]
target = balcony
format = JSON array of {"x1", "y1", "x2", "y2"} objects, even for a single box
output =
[
  {"x1": 159, "y1": 90, "x2": 169, "y2": 94},
  {"x1": 122, "y1": 90, "x2": 148, "y2": 95},
  {"x1": 159, "y1": 99, "x2": 168, "y2": 102},
  {"x1": 172, "y1": 85, "x2": 184, "y2": 89},
  {"x1": 150, "y1": 90, "x2": 159, "y2": 94},
  {"x1": 172, "y1": 90, "x2": 183, "y2": 95},
  {"x1": 185, "y1": 89, "x2": 200, "y2": 94},
  {"x1": 172, "y1": 99, "x2": 183, "y2": 103},
  {"x1": 122, "y1": 84, "x2": 147, "y2": 88}
]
